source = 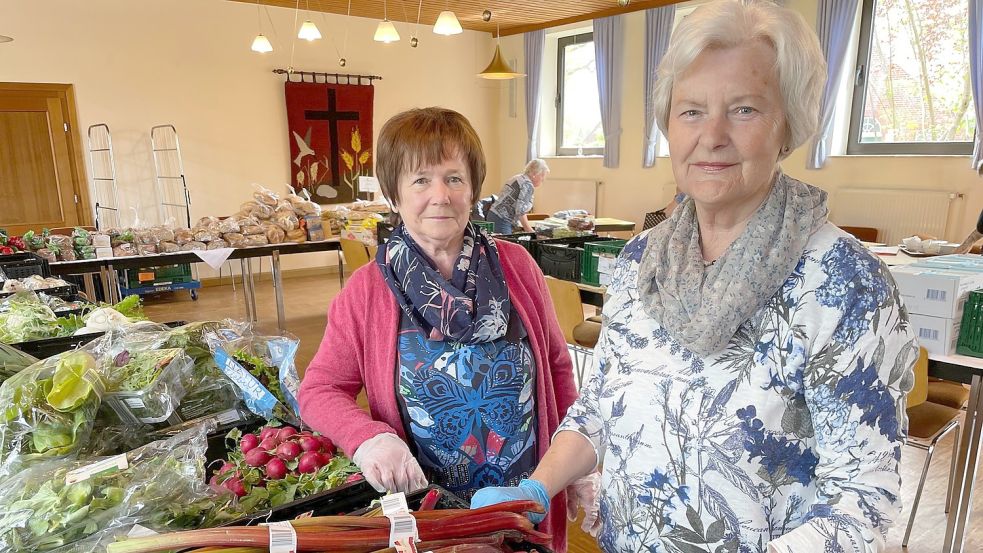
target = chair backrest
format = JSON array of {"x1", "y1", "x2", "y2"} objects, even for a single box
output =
[
  {"x1": 840, "y1": 226, "x2": 879, "y2": 242},
  {"x1": 48, "y1": 226, "x2": 95, "y2": 236},
  {"x1": 908, "y1": 346, "x2": 929, "y2": 408},
  {"x1": 340, "y1": 238, "x2": 371, "y2": 273},
  {"x1": 526, "y1": 213, "x2": 549, "y2": 221},
  {"x1": 642, "y1": 210, "x2": 667, "y2": 230},
  {"x1": 545, "y1": 277, "x2": 586, "y2": 345}
]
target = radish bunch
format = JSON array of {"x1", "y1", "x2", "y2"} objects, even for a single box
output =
[{"x1": 210, "y1": 424, "x2": 363, "y2": 503}]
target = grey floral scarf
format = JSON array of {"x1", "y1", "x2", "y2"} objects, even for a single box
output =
[{"x1": 638, "y1": 172, "x2": 829, "y2": 356}]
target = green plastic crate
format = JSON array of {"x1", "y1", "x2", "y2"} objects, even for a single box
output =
[
  {"x1": 956, "y1": 289, "x2": 983, "y2": 357},
  {"x1": 581, "y1": 240, "x2": 627, "y2": 286},
  {"x1": 472, "y1": 220, "x2": 495, "y2": 234},
  {"x1": 126, "y1": 263, "x2": 194, "y2": 288}
]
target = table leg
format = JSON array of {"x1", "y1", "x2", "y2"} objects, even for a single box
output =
[
  {"x1": 82, "y1": 273, "x2": 96, "y2": 300},
  {"x1": 105, "y1": 264, "x2": 120, "y2": 303},
  {"x1": 247, "y1": 258, "x2": 258, "y2": 322},
  {"x1": 942, "y1": 374, "x2": 983, "y2": 552},
  {"x1": 338, "y1": 251, "x2": 345, "y2": 288},
  {"x1": 239, "y1": 259, "x2": 253, "y2": 321},
  {"x1": 271, "y1": 250, "x2": 286, "y2": 331}
]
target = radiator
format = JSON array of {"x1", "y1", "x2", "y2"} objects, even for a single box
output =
[{"x1": 830, "y1": 188, "x2": 958, "y2": 245}]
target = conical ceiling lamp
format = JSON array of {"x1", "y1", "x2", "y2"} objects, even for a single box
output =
[
  {"x1": 0, "y1": 35, "x2": 12, "y2": 44},
  {"x1": 251, "y1": 33, "x2": 274, "y2": 53},
  {"x1": 298, "y1": 20, "x2": 321, "y2": 40},
  {"x1": 478, "y1": 14, "x2": 523, "y2": 80},
  {"x1": 433, "y1": 10, "x2": 462, "y2": 35},
  {"x1": 374, "y1": 0, "x2": 400, "y2": 42}
]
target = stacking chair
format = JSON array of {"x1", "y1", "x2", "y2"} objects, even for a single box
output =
[
  {"x1": 903, "y1": 347, "x2": 963, "y2": 547},
  {"x1": 927, "y1": 378, "x2": 971, "y2": 410},
  {"x1": 544, "y1": 277, "x2": 602, "y2": 388},
  {"x1": 339, "y1": 238, "x2": 372, "y2": 287},
  {"x1": 642, "y1": 210, "x2": 668, "y2": 230},
  {"x1": 840, "y1": 226, "x2": 879, "y2": 242}
]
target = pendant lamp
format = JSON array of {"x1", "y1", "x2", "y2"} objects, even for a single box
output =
[
  {"x1": 433, "y1": 10, "x2": 463, "y2": 35},
  {"x1": 478, "y1": 13, "x2": 523, "y2": 80},
  {"x1": 298, "y1": 20, "x2": 322, "y2": 41},
  {"x1": 374, "y1": 0, "x2": 400, "y2": 42},
  {"x1": 251, "y1": 34, "x2": 274, "y2": 53}
]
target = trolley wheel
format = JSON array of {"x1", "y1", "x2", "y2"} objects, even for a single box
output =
[{"x1": 190, "y1": 290, "x2": 199, "y2": 301}]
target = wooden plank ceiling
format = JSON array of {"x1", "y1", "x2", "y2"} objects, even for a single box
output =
[{"x1": 233, "y1": 0, "x2": 679, "y2": 36}]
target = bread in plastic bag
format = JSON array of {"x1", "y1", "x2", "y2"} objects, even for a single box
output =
[
  {"x1": 138, "y1": 244, "x2": 159, "y2": 255},
  {"x1": 173, "y1": 229, "x2": 194, "y2": 245},
  {"x1": 193, "y1": 229, "x2": 220, "y2": 243},
  {"x1": 241, "y1": 224, "x2": 265, "y2": 236},
  {"x1": 180, "y1": 241, "x2": 207, "y2": 252},
  {"x1": 273, "y1": 210, "x2": 299, "y2": 232},
  {"x1": 286, "y1": 229, "x2": 307, "y2": 243},
  {"x1": 113, "y1": 243, "x2": 139, "y2": 257},
  {"x1": 253, "y1": 186, "x2": 279, "y2": 207},
  {"x1": 207, "y1": 239, "x2": 230, "y2": 250},
  {"x1": 223, "y1": 233, "x2": 247, "y2": 248},
  {"x1": 217, "y1": 218, "x2": 241, "y2": 234},
  {"x1": 194, "y1": 216, "x2": 220, "y2": 230},
  {"x1": 234, "y1": 214, "x2": 260, "y2": 228},
  {"x1": 244, "y1": 234, "x2": 269, "y2": 247},
  {"x1": 159, "y1": 241, "x2": 180, "y2": 253},
  {"x1": 151, "y1": 226, "x2": 176, "y2": 243},
  {"x1": 265, "y1": 224, "x2": 286, "y2": 244}
]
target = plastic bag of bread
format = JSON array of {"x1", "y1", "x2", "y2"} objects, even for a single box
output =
[
  {"x1": 252, "y1": 203, "x2": 274, "y2": 220},
  {"x1": 113, "y1": 243, "x2": 139, "y2": 257},
  {"x1": 244, "y1": 234, "x2": 269, "y2": 247},
  {"x1": 47, "y1": 234, "x2": 74, "y2": 252},
  {"x1": 286, "y1": 228, "x2": 307, "y2": 243},
  {"x1": 253, "y1": 186, "x2": 279, "y2": 207},
  {"x1": 194, "y1": 216, "x2": 220, "y2": 230},
  {"x1": 36, "y1": 248, "x2": 57, "y2": 263},
  {"x1": 138, "y1": 244, "x2": 159, "y2": 255},
  {"x1": 223, "y1": 233, "x2": 248, "y2": 247},
  {"x1": 235, "y1": 214, "x2": 261, "y2": 228},
  {"x1": 159, "y1": 241, "x2": 180, "y2": 253},
  {"x1": 133, "y1": 229, "x2": 158, "y2": 245},
  {"x1": 276, "y1": 199, "x2": 293, "y2": 213},
  {"x1": 173, "y1": 228, "x2": 194, "y2": 245},
  {"x1": 150, "y1": 226, "x2": 176, "y2": 243},
  {"x1": 287, "y1": 193, "x2": 321, "y2": 216},
  {"x1": 241, "y1": 224, "x2": 265, "y2": 236},
  {"x1": 194, "y1": 228, "x2": 220, "y2": 243},
  {"x1": 207, "y1": 238, "x2": 230, "y2": 250},
  {"x1": 180, "y1": 241, "x2": 207, "y2": 251},
  {"x1": 57, "y1": 247, "x2": 77, "y2": 261},
  {"x1": 273, "y1": 210, "x2": 299, "y2": 232},
  {"x1": 217, "y1": 217, "x2": 241, "y2": 234},
  {"x1": 265, "y1": 224, "x2": 286, "y2": 244}
]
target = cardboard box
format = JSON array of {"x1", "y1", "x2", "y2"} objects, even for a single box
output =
[
  {"x1": 95, "y1": 247, "x2": 114, "y2": 259},
  {"x1": 909, "y1": 313, "x2": 961, "y2": 356},
  {"x1": 912, "y1": 254, "x2": 983, "y2": 273},
  {"x1": 891, "y1": 265, "x2": 983, "y2": 319},
  {"x1": 91, "y1": 234, "x2": 111, "y2": 248}
]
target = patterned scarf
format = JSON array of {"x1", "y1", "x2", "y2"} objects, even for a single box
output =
[
  {"x1": 637, "y1": 172, "x2": 829, "y2": 356},
  {"x1": 376, "y1": 223, "x2": 512, "y2": 344}
]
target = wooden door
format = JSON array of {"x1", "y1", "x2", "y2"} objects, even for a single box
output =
[{"x1": 0, "y1": 83, "x2": 91, "y2": 236}]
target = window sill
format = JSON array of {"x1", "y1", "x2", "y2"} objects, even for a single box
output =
[
  {"x1": 828, "y1": 153, "x2": 972, "y2": 159},
  {"x1": 541, "y1": 154, "x2": 605, "y2": 159}
]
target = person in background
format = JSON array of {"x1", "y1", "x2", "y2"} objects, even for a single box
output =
[
  {"x1": 471, "y1": 2, "x2": 916, "y2": 552},
  {"x1": 487, "y1": 159, "x2": 550, "y2": 234},
  {"x1": 298, "y1": 107, "x2": 577, "y2": 552},
  {"x1": 954, "y1": 207, "x2": 983, "y2": 253}
]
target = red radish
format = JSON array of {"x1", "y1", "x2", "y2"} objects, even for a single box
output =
[
  {"x1": 276, "y1": 426, "x2": 298, "y2": 442},
  {"x1": 265, "y1": 457, "x2": 288, "y2": 480},
  {"x1": 208, "y1": 475, "x2": 226, "y2": 494},
  {"x1": 319, "y1": 451, "x2": 334, "y2": 465},
  {"x1": 217, "y1": 461, "x2": 236, "y2": 475},
  {"x1": 259, "y1": 426, "x2": 279, "y2": 442},
  {"x1": 245, "y1": 448, "x2": 272, "y2": 467},
  {"x1": 276, "y1": 440, "x2": 302, "y2": 461},
  {"x1": 258, "y1": 437, "x2": 279, "y2": 451},
  {"x1": 240, "y1": 433, "x2": 260, "y2": 454},
  {"x1": 346, "y1": 473, "x2": 364, "y2": 483},
  {"x1": 223, "y1": 477, "x2": 247, "y2": 497},
  {"x1": 297, "y1": 435, "x2": 321, "y2": 452},
  {"x1": 297, "y1": 451, "x2": 323, "y2": 474},
  {"x1": 317, "y1": 435, "x2": 334, "y2": 453}
]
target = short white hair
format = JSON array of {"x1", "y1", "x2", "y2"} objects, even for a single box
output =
[
  {"x1": 524, "y1": 158, "x2": 550, "y2": 177},
  {"x1": 653, "y1": 0, "x2": 826, "y2": 157}
]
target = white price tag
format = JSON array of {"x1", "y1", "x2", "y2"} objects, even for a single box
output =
[
  {"x1": 214, "y1": 408, "x2": 242, "y2": 425},
  {"x1": 124, "y1": 397, "x2": 145, "y2": 410},
  {"x1": 263, "y1": 521, "x2": 297, "y2": 553},
  {"x1": 380, "y1": 492, "x2": 410, "y2": 516},
  {"x1": 358, "y1": 176, "x2": 380, "y2": 194},
  {"x1": 66, "y1": 454, "x2": 128, "y2": 485},
  {"x1": 388, "y1": 514, "x2": 419, "y2": 548}
]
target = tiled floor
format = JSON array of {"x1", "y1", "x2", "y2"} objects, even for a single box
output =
[{"x1": 144, "y1": 274, "x2": 983, "y2": 553}]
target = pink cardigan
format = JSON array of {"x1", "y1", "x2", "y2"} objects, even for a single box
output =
[{"x1": 299, "y1": 239, "x2": 578, "y2": 552}]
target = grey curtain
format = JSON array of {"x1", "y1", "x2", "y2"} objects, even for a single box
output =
[
  {"x1": 971, "y1": 0, "x2": 982, "y2": 172},
  {"x1": 524, "y1": 30, "x2": 546, "y2": 162},
  {"x1": 643, "y1": 6, "x2": 676, "y2": 167},
  {"x1": 807, "y1": 0, "x2": 859, "y2": 169},
  {"x1": 593, "y1": 15, "x2": 624, "y2": 168}
]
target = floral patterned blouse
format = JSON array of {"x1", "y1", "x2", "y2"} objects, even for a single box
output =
[{"x1": 558, "y1": 224, "x2": 917, "y2": 553}]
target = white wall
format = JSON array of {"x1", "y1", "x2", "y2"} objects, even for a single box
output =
[
  {"x1": 494, "y1": 0, "x2": 983, "y2": 242},
  {"x1": 0, "y1": 0, "x2": 504, "y2": 274}
]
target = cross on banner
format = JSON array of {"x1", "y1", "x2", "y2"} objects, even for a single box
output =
[{"x1": 304, "y1": 88, "x2": 359, "y2": 191}]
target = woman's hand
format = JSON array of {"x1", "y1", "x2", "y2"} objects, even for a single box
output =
[
  {"x1": 351, "y1": 433, "x2": 428, "y2": 493},
  {"x1": 566, "y1": 471, "x2": 602, "y2": 536},
  {"x1": 470, "y1": 479, "x2": 551, "y2": 523}
]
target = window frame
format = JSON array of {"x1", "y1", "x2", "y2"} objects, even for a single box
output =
[
  {"x1": 555, "y1": 31, "x2": 604, "y2": 157},
  {"x1": 847, "y1": 0, "x2": 975, "y2": 155}
]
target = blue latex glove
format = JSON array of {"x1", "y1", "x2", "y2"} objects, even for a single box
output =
[{"x1": 470, "y1": 479, "x2": 550, "y2": 523}]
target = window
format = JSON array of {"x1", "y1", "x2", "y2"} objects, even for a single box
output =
[
  {"x1": 848, "y1": 0, "x2": 976, "y2": 155},
  {"x1": 555, "y1": 32, "x2": 604, "y2": 156}
]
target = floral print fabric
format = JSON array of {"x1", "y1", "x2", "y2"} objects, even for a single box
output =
[
  {"x1": 489, "y1": 174, "x2": 535, "y2": 224},
  {"x1": 558, "y1": 223, "x2": 916, "y2": 553}
]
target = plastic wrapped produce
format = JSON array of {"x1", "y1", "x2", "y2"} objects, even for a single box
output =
[
  {"x1": 234, "y1": 214, "x2": 260, "y2": 228},
  {"x1": 252, "y1": 186, "x2": 279, "y2": 207},
  {"x1": 113, "y1": 243, "x2": 139, "y2": 257},
  {"x1": 194, "y1": 216, "x2": 219, "y2": 230},
  {"x1": 35, "y1": 248, "x2": 56, "y2": 263},
  {"x1": 286, "y1": 229, "x2": 307, "y2": 243},
  {"x1": 150, "y1": 226, "x2": 175, "y2": 243},
  {"x1": 159, "y1": 241, "x2": 180, "y2": 254},
  {"x1": 265, "y1": 224, "x2": 286, "y2": 244},
  {"x1": 240, "y1": 224, "x2": 264, "y2": 236},
  {"x1": 287, "y1": 193, "x2": 321, "y2": 216},
  {"x1": 193, "y1": 229, "x2": 220, "y2": 243},
  {"x1": 133, "y1": 229, "x2": 157, "y2": 246},
  {"x1": 0, "y1": 343, "x2": 38, "y2": 384},
  {"x1": 71, "y1": 227, "x2": 92, "y2": 248},
  {"x1": 252, "y1": 202, "x2": 274, "y2": 220},
  {"x1": 276, "y1": 199, "x2": 293, "y2": 213},
  {"x1": 206, "y1": 239, "x2": 230, "y2": 250},
  {"x1": 47, "y1": 234, "x2": 74, "y2": 253},
  {"x1": 173, "y1": 229, "x2": 194, "y2": 245},
  {"x1": 222, "y1": 233, "x2": 247, "y2": 248},
  {"x1": 273, "y1": 210, "x2": 299, "y2": 232},
  {"x1": 138, "y1": 244, "x2": 159, "y2": 255},
  {"x1": 243, "y1": 234, "x2": 269, "y2": 247},
  {"x1": 0, "y1": 422, "x2": 213, "y2": 552},
  {"x1": 217, "y1": 218, "x2": 241, "y2": 235},
  {"x1": 180, "y1": 241, "x2": 207, "y2": 252}
]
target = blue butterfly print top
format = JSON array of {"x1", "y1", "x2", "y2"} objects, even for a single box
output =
[{"x1": 395, "y1": 312, "x2": 538, "y2": 500}]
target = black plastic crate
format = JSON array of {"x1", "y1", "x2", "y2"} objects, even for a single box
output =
[
  {"x1": 11, "y1": 320, "x2": 187, "y2": 360},
  {"x1": 534, "y1": 236, "x2": 620, "y2": 281},
  {"x1": 496, "y1": 232, "x2": 538, "y2": 255},
  {"x1": 0, "y1": 252, "x2": 50, "y2": 279}
]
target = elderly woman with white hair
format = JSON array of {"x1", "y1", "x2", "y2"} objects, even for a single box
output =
[
  {"x1": 472, "y1": 1, "x2": 917, "y2": 551},
  {"x1": 487, "y1": 158, "x2": 550, "y2": 233}
]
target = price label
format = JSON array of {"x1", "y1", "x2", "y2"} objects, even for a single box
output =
[
  {"x1": 66, "y1": 454, "x2": 128, "y2": 485},
  {"x1": 388, "y1": 514, "x2": 419, "y2": 548},
  {"x1": 262, "y1": 521, "x2": 297, "y2": 553},
  {"x1": 381, "y1": 492, "x2": 410, "y2": 516}
]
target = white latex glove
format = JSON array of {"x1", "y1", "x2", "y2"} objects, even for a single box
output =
[
  {"x1": 352, "y1": 433, "x2": 428, "y2": 493},
  {"x1": 566, "y1": 471, "x2": 602, "y2": 537}
]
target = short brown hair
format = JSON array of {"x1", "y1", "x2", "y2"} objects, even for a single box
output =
[{"x1": 375, "y1": 107, "x2": 486, "y2": 209}]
